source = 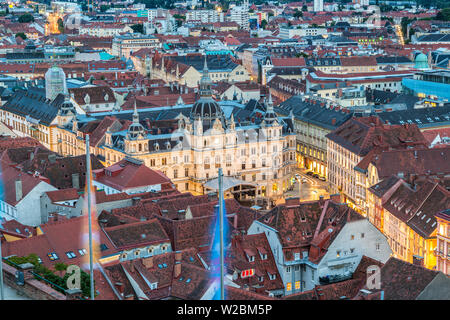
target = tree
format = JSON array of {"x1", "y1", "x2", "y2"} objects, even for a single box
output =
[
  {"x1": 100, "y1": 5, "x2": 110, "y2": 12},
  {"x1": 302, "y1": 4, "x2": 307, "y2": 11},
  {"x1": 18, "y1": 13, "x2": 34, "y2": 23},
  {"x1": 131, "y1": 24, "x2": 144, "y2": 34},
  {"x1": 57, "y1": 18, "x2": 64, "y2": 33},
  {"x1": 436, "y1": 8, "x2": 450, "y2": 21},
  {"x1": 15, "y1": 32, "x2": 27, "y2": 40},
  {"x1": 293, "y1": 9, "x2": 303, "y2": 18},
  {"x1": 260, "y1": 19, "x2": 267, "y2": 29}
]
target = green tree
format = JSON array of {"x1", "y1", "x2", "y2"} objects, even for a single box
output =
[
  {"x1": 57, "y1": 18, "x2": 64, "y2": 33},
  {"x1": 18, "y1": 13, "x2": 34, "y2": 23},
  {"x1": 131, "y1": 24, "x2": 144, "y2": 34},
  {"x1": 15, "y1": 32, "x2": 27, "y2": 40},
  {"x1": 293, "y1": 9, "x2": 303, "y2": 18},
  {"x1": 260, "y1": 19, "x2": 267, "y2": 29},
  {"x1": 100, "y1": 5, "x2": 110, "y2": 12},
  {"x1": 436, "y1": 8, "x2": 450, "y2": 21}
]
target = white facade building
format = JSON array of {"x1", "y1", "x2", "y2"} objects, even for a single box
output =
[{"x1": 314, "y1": 0, "x2": 324, "y2": 12}]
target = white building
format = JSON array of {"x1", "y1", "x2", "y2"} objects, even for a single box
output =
[
  {"x1": 186, "y1": 10, "x2": 220, "y2": 24},
  {"x1": 45, "y1": 65, "x2": 67, "y2": 101},
  {"x1": 314, "y1": 0, "x2": 324, "y2": 12},
  {"x1": 0, "y1": 166, "x2": 57, "y2": 227},
  {"x1": 229, "y1": 0, "x2": 250, "y2": 30},
  {"x1": 247, "y1": 198, "x2": 392, "y2": 296}
]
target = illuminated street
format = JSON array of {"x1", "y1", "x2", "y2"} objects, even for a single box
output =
[{"x1": 280, "y1": 170, "x2": 330, "y2": 203}]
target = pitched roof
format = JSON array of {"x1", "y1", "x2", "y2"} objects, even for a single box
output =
[
  {"x1": 382, "y1": 180, "x2": 450, "y2": 238},
  {"x1": 378, "y1": 257, "x2": 442, "y2": 300},
  {"x1": 68, "y1": 85, "x2": 116, "y2": 106},
  {"x1": 45, "y1": 188, "x2": 80, "y2": 203},
  {"x1": 2, "y1": 216, "x2": 117, "y2": 269},
  {"x1": 326, "y1": 116, "x2": 428, "y2": 156},
  {"x1": 227, "y1": 233, "x2": 284, "y2": 294},
  {"x1": 0, "y1": 165, "x2": 52, "y2": 206},
  {"x1": 104, "y1": 218, "x2": 170, "y2": 250},
  {"x1": 93, "y1": 158, "x2": 172, "y2": 192}
]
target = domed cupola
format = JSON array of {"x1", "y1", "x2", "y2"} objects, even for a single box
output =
[
  {"x1": 263, "y1": 93, "x2": 278, "y2": 125},
  {"x1": 127, "y1": 101, "x2": 146, "y2": 140},
  {"x1": 190, "y1": 56, "x2": 225, "y2": 129},
  {"x1": 59, "y1": 95, "x2": 75, "y2": 116}
]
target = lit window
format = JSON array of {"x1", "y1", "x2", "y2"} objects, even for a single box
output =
[
  {"x1": 65, "y1": 251, "x2": 76, "y2": 259},
  {"x1": 286, "y1": 282, "x2": 292, "y2": 291},
  {"x1": 295, "y1": 281, "x2": 300, "y2": 290},
  {"x1": 48, "y1": 252, "x2": 59, "y2": 261}
]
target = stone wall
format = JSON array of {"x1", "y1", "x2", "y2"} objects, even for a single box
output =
[{"x1": 1, "y1": 262, "x2": 66, "y2": 300}]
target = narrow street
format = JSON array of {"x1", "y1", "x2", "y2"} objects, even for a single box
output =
[{"x1": 279, "y1": 169, "x2": 330, "y2": 204}]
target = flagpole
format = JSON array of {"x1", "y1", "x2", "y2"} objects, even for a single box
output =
[
  {"x1": 86, "y1": 135, "x2": 95, "y2": 300},
  {"x1": 0, "y1": 165, "x2": 5, "y2": 300},
  {"x1": 0, "y1": 232, "x2": 4, "y2": 300},
  {"x1": 218, "y1": 168, "x2": 224, "y2": 300}
]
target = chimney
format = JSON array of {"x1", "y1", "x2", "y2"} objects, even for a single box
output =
[
  {"x1": 71, "y1": 173, "x2": 80, "y2": 189},
  {"x1": 174, "y1": 262, "x2": 181, "y2": 278},
  {"x1": 15, "y1": 179, "x2": 23, "y2": 202},
  {"x1": 115, "y1": 282, "x2": 125, "y2": 295},
  {"x1": 285, "y1": 197, "x2": 300, "y2": 206},
  {"x1": 142, "y1": 256, "x2": 154, "y2": 268},
  {"x1": 316, "y1": 287, "x2": 325, "y2": 300},
  {"x1": 175, "y1": 250, "x2": 182, "y2": 262},
  {"x1": 48, "y1": 153, "x2": 57, "y2": 164},
  {"x1": 132, "y1": 197, "x2": 141, "y2": 206},
  {"x1": 412, "y1": 255, "x2": 424, "y2": 267},
  {"x1": 330, "y1": 194, "x2": 341, "y2": 203}
]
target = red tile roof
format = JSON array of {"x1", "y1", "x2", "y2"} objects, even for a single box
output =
[
  {"x1": 104, "y1": 218, "x2": 170, "y2": 250},
  {"x1": 3, "y1": 215, "x2": 118, "y2": 270},
  {"x1": 93, "y1": 158, "x2": 172, "y2": 192},
  {"x1": 45, "y1": 188, "x2": 80, "y2": 203}
]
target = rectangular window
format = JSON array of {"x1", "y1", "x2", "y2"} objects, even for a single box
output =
[
  {"x1": 295, "y1": 281, "x2": 300, "y2": 290},
  {"x1": 286, "y1": 282, "x2": 292, "y2": 291}
]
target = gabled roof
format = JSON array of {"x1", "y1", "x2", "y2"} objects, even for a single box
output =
[
  {"x1": 0, "y1": 165, "x2": 52, "y2": 206},
  {"x1": 326, "y1": 116, "x2": 428, "y2": 156},
  {"x1": 104, "y1": 218, "x2": 170, "y2": 250},
  {"x1": 382, "y1": 179, "x2": 450, "y2": 238},
  {"x1": 2, "y1": 216, "x2": 117, "y2": 269},
  {"x1": 93, "y1": 158, "x2": 172, "y2": 192},
  {"x1": 227, "y1": 233, "x2": 284, "y2": 294},
  {"x1": 378, "y1": 257, "x2": 445, "y2": 300}
]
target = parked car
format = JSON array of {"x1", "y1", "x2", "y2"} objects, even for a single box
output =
[
  {"x1": 318, "y1": 176, "x2": 326, "y2": 181},
  {"x1": 312, "y1": 173, "x2": 320, "y2": 179},
  {"x1": 302, "y1": 178, "x2": 308, "y2": 183},
  {"x1": 306, "y1": 171, "x2": 314, "y2": 176},
  {"x1": 295, "y1": 173, "x2": 301, "y2": 180}
]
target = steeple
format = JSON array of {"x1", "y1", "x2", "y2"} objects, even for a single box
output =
[
  {"x1": 127, "y1": 100, "x2": 146, "y2": 140},
  {"x1": 263, "y1": 93, "x2": 278, "y2": 124},
  {"x1": 133, "y1": 100, "x2": 139, "y2": 123},
  {"x1": 199, "y1": 55, "x2": 213, "y2": 97}
]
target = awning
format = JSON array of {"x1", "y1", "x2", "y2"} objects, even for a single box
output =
[{"x1": 203, "y1": 176, "x2": 258, "y2": 192}]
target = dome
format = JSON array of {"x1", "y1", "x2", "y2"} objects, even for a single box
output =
[
  {"x1": 127, "y1": 102, "x2": 146, "y2": 139},
  {"x1": 414, "y1": 53, "x2": 429, "y2": 70},
  {"x1": 189, "y1": 56, "x2": 225, "y2": 127},
  {"x1": 45, "y1": 65, "x2": 67, "y2": 101},
  {"x1": 415, "y1": 53, "x2": 427, "y2": 62},
  {"x1": 127, "y1": 122, "x2": 146, "y2": 139},
  {"x1": 59, "y1": 98, "x2": 74, "y2": 115},
  {"x1": 190, "y1": 99, "x2": 224, "y2": 120}
]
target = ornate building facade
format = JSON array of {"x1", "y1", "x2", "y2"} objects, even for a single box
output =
[{"x1": 4, "y1": 61, "x2": 297, "y2": 202}]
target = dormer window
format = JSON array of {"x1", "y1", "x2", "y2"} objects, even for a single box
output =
[{"x1": 268, "y1": 272, "x2": 276, "y2": 280}]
